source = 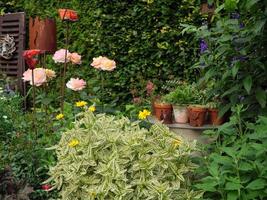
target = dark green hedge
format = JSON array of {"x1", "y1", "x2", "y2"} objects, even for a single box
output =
[{"x1": 3, "y1": 0, "x2": 201, "y2": 104}]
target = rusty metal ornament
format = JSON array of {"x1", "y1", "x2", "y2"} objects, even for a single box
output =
[{"x1": 0, "y1": 34, "x2": 16, "y2": 59}]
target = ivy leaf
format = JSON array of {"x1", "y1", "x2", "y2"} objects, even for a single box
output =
[
  {"x1": 246, "y1": 179, "x2": 267, "y2": 190},
  {"x1": 243, "y1": 75, "x2": 252, "y2": 94},
  {"x1": 255, "y1": 88, "x2": 266, "y2": 108}
]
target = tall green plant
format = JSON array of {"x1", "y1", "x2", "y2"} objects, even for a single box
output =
[
  {"x1": 194, "y1": 105, "x2": 267, "y2": 199},
  {"x1": 183, "y1": 0, "x2": 267, "y2": 119}
]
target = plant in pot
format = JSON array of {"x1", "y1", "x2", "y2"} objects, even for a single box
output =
[
  {"x1": 163, "y1": 82, "x2": 195, "y2": 124},
  {"x1": 153, "y1": 97, "x2": 173, "y2": 124},
  {"x1": 187, "y1": 86, "x2": 207, "y2": 127},
  {"x1": 206, "y1": 101, "x2": 225, "y2": 125}
]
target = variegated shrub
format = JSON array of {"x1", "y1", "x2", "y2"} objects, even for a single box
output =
[{"x1": 46, "y1": 111, "x2": 201, "y2": 200}]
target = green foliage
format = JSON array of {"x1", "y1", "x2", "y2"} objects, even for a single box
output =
[
  {"x1": 163, "y1": 82, "x2": 204, "y2": 105},
  {"x1": 47, "y1": 111, "x2": 202, "y2": 199},
  {"x1": 194, "y1": 105, "x2": 267, "y2": 199},
  {"x1": 183, "y1": 0, "x2": 267, "y2": 119},
  {"x1": 2, "y1": 0, "x2": 201, "y2": 105}
]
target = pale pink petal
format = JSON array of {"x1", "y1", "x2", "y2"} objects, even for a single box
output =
[
  {"x1": 66, "y1": 78, "x2": 86, "y2": 91},
  {"x1": 53, "y1": 49, "x2": 70, "y2": 63},
  {"x1": 69, "y1": 52, "x2": 82, "y2": 64}
]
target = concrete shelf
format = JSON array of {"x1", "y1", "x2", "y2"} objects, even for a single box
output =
[{"x1": 148, "y1": 116, "x2": 218, "y2": 144}]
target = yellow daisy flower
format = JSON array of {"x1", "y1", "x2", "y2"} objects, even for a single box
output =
[
  {"x1": 142, "y1": 109, "x2": 151, "y2": 116},
  {"x1": 138, "y1": 111, "x2": 147, "y2": 120},
  {"x1": 89, "y1": 105, "x2": 96, "y2": 112},
  {"x1": 138, "y1": 109, "x2": 151, "y2": 120},
  {"x1": 68, "y1": 139, "x2": 79, "y2": 147},
  {"x1": 75, "y1": 101, "x2": 87, "y2": 107},
  {"x1": 56, "y1": 113, "x2": 64, "y2": 120}
]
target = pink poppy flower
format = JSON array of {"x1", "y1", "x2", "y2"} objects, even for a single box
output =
[
  {"x1": 52, "y1": 49, "x2": 70, "y2": 63},
  {"x1": 68, "y1": 52, "x2": 82, "y2": 64},
  {"x1": 91, "y1": 56, "x2": 116, "y2": 71},
  {"x1": 22, "y1": 68, "x2": 47, "y2": 86},
  {"x1": 66, "y1": 78, "x2": 86, "y2": 91}
]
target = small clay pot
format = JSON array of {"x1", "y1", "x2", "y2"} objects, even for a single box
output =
[
  {"x1": 209, "y1": 108, "x2": 224, "y2": 125},
  {"x1": 154, "y1": 102, "x2": 173, "y2": 124},
  {"x1": 188, "y1": 106, "x2": 207, "y2": 127},
  {"x1": 173, "y1": 105, "x2": 188, "y2": 124}
]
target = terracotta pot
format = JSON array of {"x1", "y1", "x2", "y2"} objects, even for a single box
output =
[
  {"x1": 188, "y1": 106, "x2": 207, "y2": 127},
  {"x1": 151, "y1": 96, "x2": 161, "y2": 115},
  {"x1": 154, "y1": 102, "x2": 173, "y2": 124},
  {"x1": 173, "y1": 105, "x2": 188, "y2": 124},
  {"x1": 29, "y1": 17, "x2": 57, "y2": 54},
  {"x1": 209, "y1": 108, "x2": 224, "y2": 125}
]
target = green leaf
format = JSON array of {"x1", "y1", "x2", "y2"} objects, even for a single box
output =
[
  {"x1": 246, "y1": 0, "x2": 260, "y2": 9},
  {"x1": 246, "y1": 179, "x2": 267, "y2": 190},
  {"x1": 195, "y1": 181, "x2": 218, "y2": 192},
  {"x1": 225, "y1": 182, "x2": 242, "y2": 190},
  {"x1": 239, "y1": 161, "x2": 253, "y2": 171},
  {"x1": 255, "y1": 88, "x2": 266, "y2": 108},
  {"x1": 227, "y1": 191, "x2": 238, "y2": 200},
  {"x1": 218, "y1": 104, "x2": 232, "y2": 118},
  {"x1": 231, "y1": 62, "x2": 240, "y2": 78},
  {"x1": 222, "y1": 147, "x2": 236, "y2": 158},
  {"x1": 208, "y1": 162, "x2": 219, "y2": 177},
  {"x1": 222, "y1": 85, "x2": 240, "y2": 97},
  {"x1": 243, "y1": 75, "x2": 252, "y2": 94}
]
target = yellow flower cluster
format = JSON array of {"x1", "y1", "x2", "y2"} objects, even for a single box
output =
[
  {"x1": 88, "y1": 105, "x2": 96, "y2": 112},
  {"x1": 138, "y1": 109, "x2": 151, "y2": 120},
  {"x1": 75, "y1": 101, "x2": 87, "y2": 107},
  {"x1": 68, "y1": 139, "x2": 79, "y2": 147},
  {"x1": 56, "y1": 113, "x2": 64, "y2": 120}
]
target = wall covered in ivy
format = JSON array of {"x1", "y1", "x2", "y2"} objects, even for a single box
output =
[{"x1": 2, "y1": 0, "x2": 201, "y2": 104}]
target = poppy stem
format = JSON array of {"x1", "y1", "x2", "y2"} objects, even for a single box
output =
[{"x1": 60, "y1": 21, "x2": 70, "y2": 113}]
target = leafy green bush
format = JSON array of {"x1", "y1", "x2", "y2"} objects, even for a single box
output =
[
  {"x1": 3, "y1": 0, "x2": 201, "y2": 105},
  {"x1": 194, "y1": 105, "x2": 267, "y2": 199},
  {"x1": 183, "y1": 0, "x2": 267, "y2": 118},
  {"x1": 47, "y1": 111, "x2": 202, "y2": 199}
]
